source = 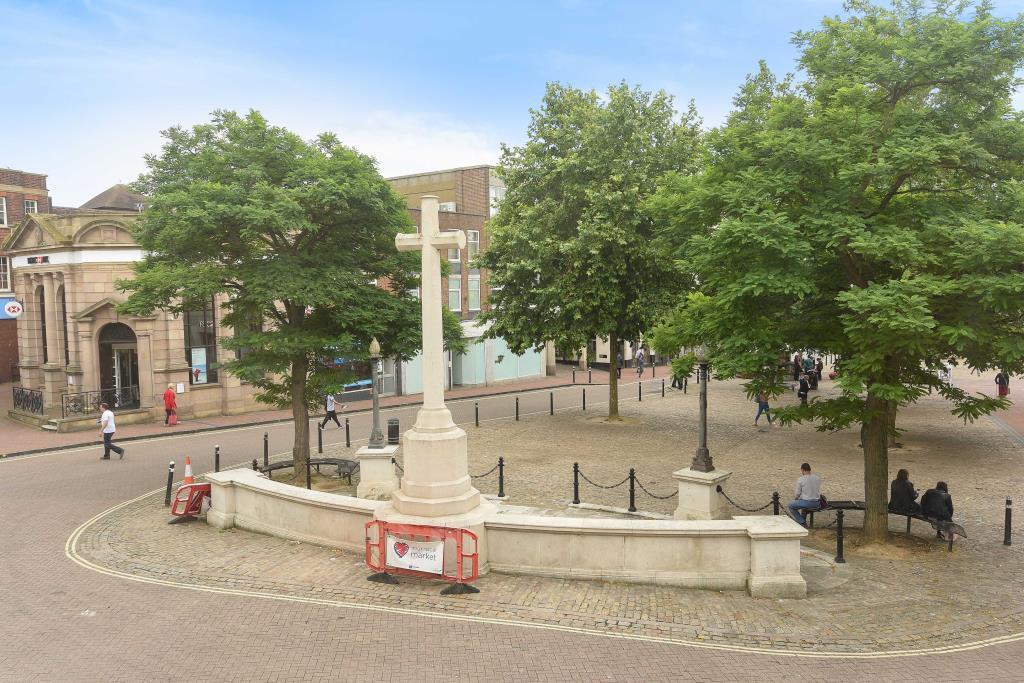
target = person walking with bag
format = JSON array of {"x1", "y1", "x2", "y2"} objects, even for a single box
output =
[
  {"x1": 99, "y1": 403, "x2": 125, "y2": 460},
  {"x1": 996, "y1": 370, "x2": 1011, "y2": 398},
  {"x1": 163, "y1": 383, "x2": 177, "y2": 426},
  {"x1": 320, "y1": 393, "x2": 345, "y2": 430}
]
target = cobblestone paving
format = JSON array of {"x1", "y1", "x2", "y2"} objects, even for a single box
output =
[{"x1": 71, "y1": 369, "x2": 1024, "y2": 657}]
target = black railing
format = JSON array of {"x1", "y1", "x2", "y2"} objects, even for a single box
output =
[
  {"x1": 62, "y1": 386, "x2": 140, "y2": 418},
  {"x1": 13, "y1": 386, "x2": 44, "y2": 415}
]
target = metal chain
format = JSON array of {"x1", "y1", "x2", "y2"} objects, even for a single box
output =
[
  {"x1": 635, "y1": 479, "x2": 678, "y2": 500},
  {"x1": 578, "y1": 469, "x2": 630, "y2": 489},
  {"x1": 391, "y1": 457, "x2": 404, "y2": 473},
  {"x1": 470, "y1": 462, "x2": 500, "y2": 479},
  {"x1": 718, "y1": 488, "x2": 774, "y2": 513}
]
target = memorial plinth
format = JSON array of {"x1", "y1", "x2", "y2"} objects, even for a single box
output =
[{"x1": 672, "y1": 468, "x2": 732, "y2": 520}]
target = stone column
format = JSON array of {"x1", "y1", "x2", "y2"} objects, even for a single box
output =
[
  {"x1": 42, "y1": 273, "x2": 60, "y2": 366},
  {"x1": 135, "y1": 324, "x2": 155, "y2": 410},
  {"x1": 544, "y1": 340, "x2": 557, "y2": 376}
]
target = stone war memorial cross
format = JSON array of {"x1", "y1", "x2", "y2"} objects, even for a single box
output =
[{"x1": 374, "y1": 196, "x2": 493, "y2": 542}]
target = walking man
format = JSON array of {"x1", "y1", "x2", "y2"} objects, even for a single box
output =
[
  {"x1": 635, "y1": 348, "x2": 645, "y2": 378},
  {"x1": 99, "y1": 402, "x2": 125, "y2": 460},
  {"x1": 787, "y1": 463, "x2": 822, "y2": 527},
  {"x1": 754, "y1": 391, "x2": 772, "y2": 426},
  {"x1": 320, "y1": 393, "x2": 344, "y2": 430}
]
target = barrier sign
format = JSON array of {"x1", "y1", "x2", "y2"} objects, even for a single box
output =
[
  {"x1": 2, "y1": 299, "x2": 24, "y2": 320},
  {"x1": 385, "y1": 534, "x2": 444, "y2": 574}
]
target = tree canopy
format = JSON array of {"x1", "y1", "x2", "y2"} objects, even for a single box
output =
[
  {"x1": 478, "y1": 82, "x2": 701, "y2": 418},
  {"x1": 119, "y1": 110, "x2": 463, "y2": 469},
  {"x1": 649, "y1": 0, "x2": 1024, "y2": 540}
]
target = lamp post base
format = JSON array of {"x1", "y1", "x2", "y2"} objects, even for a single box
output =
[{"x1": 672, "y1": 468, "x2": 733, "y2": 520}]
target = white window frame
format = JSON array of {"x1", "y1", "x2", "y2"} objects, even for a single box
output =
[
  {"x1": 448, "y1": 275, "x2": 462, "y2": 312},
  {"x1": 0, "y1": 198, "x2": 6, "y2": 226},
  {"x1": 467, "y1": 230, "x2": 480, "y2": 259},
  {"x1": 24, "y1": 199, "x2": 38, "y2": 214},
  {"x1": 468, "y1": 273, "x2": 481, "y2": 311},
  {"x1": 0, "y1": 256, "x2": 9, "y2": 291}
]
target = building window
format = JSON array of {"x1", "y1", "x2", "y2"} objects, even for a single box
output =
[
  {"x1": 447, "y1": 247, "x2": 461, "y2": 276},
  {"x1": 467, "y1": 230, "x2": 480, "y2": 259},
  {"x1": 468, "y1": 273, "x2": 481, "y2": 311},
  {"x1": 184, "y1": 297, "x2": 218, "y2": 384},
  {"x1": 489, "y1": 185, "x2": 505, "y2": 217},
  {"x1": 0, "y1": 198, "x2": 6, "y2": 226},
  {"x1": 0, "y1": 257, "x2": 9, "y2": 291},
  {"x1": 24, "y1": 200, "x2": 38, "y2": 214},
  {"x1": 37, "y1": 286, "x2": 47, "y2": 364},
  {"x1": 448, "y1": 275, "x2": 462, "y2": 312},
  {"x1": 59, "y1": 286, "x2": 69, "y2": 366}
]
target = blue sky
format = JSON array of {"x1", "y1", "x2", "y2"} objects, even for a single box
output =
[{"x1": 2, "y1": 0, "x2": 1023, "y2": 205}]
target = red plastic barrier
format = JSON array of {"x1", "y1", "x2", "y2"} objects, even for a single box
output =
[
  {"x1": 170, "y1": 483, "x2": 211, "y2": 517},
  {"x1": 365, "y1": 521, "x2": 478, "y2": 586}
]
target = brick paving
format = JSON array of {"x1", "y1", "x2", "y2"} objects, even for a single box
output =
[{"x1": 3, "y1": 365, "x2": 1023, "y2": 680}]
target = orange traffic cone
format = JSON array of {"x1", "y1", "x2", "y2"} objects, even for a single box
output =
[{"x1": 183, "y1": 456, "x2": 194, "y2": 485}]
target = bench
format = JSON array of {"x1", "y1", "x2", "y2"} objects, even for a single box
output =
[
  {"x1": 261, "y1": 458, "x2": 359, "y2": 485},
  {"x1": 802, "y1": 499, "x2": 967, "y2": 550}
]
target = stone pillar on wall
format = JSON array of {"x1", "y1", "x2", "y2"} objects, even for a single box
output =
[
  {"x1": 133, "y1": 317, "x2": 156, "y2": 411},
  {"x1": 41, "y1": 272, "x2": 66, "y2": 413},
  {"x1": 545, "y1": 340, "x2": 557, "y2": 376}
]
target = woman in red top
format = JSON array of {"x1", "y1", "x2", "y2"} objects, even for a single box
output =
[{"x1": 163, "y1": 384, "x2": 177, "y2": 426}]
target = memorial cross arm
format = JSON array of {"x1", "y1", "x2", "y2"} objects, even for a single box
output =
[{"x1": 395, "y1": 230, "x2": 466, "y2": 253}]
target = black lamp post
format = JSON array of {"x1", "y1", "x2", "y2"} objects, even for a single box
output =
[
  {"x1": 368, "y1": 337, "x2": 385, "y2": 448},
  {"x1": 690, "y1": 344, "x2": 714, "y2": 473}
]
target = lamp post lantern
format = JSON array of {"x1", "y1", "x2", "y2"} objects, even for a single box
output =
[
  {"x1": 368, "y1": 337, "x2": 385, "y2": 448},
  {"x1": 690, "y1": 344, "x2": 714, "y2": 473}
]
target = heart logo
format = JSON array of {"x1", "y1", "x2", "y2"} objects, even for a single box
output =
[{"x1": 394, "y1": 541, "x2": 410, "y2": 558}]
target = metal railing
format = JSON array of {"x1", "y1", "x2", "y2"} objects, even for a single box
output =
[
  {"x1": 62, "y1": 386, "x2": 140, "y2": 418},
  {"x1": 13, "y1": 386, "x2": 44, "y2": 415}
]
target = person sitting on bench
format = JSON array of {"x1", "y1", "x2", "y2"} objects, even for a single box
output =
[
  {"x1": 921, "y1": 481, "x2": 954, "y2": 522},
  {"x1": 888, "y1": 468, "x2": 921, "y2": 514},
  {"x1": 787, "y1": 462, "x2": 822, "y2": 527}
]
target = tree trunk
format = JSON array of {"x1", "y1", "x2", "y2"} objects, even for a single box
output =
[
  {"x1": 608, "y1": 332, "x2": 620, "y2": 421},
  {"x1": 291, "y1": 355, "x2": 310, "y2": 481},
  {"x1": 860, "y1": 393, "x2": 890, "y2": 542}
]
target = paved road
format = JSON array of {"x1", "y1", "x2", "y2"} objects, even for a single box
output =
[{"x1": 1, "y1": 377, "x2": 1021, "y2": 681}]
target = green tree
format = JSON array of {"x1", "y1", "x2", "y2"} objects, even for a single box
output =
[
  {"x1": 119, "y1": 110, "x2": 464, "y2": 477},
  {"x1": 478, "y1": 82, "x2": 701, "y2": 419},
  {"x1": 650, "y1": 1, "x2": 1024, "y2": 541}
]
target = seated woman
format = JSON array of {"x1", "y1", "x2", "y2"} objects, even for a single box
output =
[
  {"x1": 920, "y1": 481, "x2": 954, "y2": 521},
  {"x1": 888, "y1": 469, "x2": 920, "y2": 514}
]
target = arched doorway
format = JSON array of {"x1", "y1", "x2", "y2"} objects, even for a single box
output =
[{"x1": 98, "y1": 322, "x2": 140, "y2": 409}]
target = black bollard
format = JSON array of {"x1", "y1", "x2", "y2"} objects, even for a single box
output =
[
  {"x1": 515, "y1": 396, "x2": 519, "y2": 421},
  {"x1": 475, "y1": 401, "x2": 479, "y2": 427},
  {"x1": 628, "y1": 468, "x2": 637, "y2": 512},
  {"x1": 662, "y1": 378, "x2": 665, "y2": 398},
  {"x1": 317, "y1": 422, "x2": 323, "y2": 454},
  {"x1": 263, "y1": 432, "x2": 269, "y2": 469},
  {"x1": 835, "y1": 509, "x2": 846, "y2": 563},
  {"x1": 638, "y1": 382, "x2": 642, "y2": 402},
  {"x1": 572, "y1": 368, "x2": 576, "y2": 384},
  {"x1": 498, "y1": 457, "x2": 506, "y2": 499},
  {"x1": 1005, "y1": 498, "x2": 1013, "y2": 546},
  {"x1": 572, "y1": 462, "x2": 580, "y2": 504},
  {"x1": 588, "y1": 369, "x2": 592, "y2": 385},
  {"x1": 345, "y1": 418, "x2": 350, "y2": 448},
  {"x1": 214, "y1": 446, "x2": 220, "y2": 473},
  {"x1": 684, "y1": 377, "x2": 688, "y2": 394},
  {"x1": 252, "y1": 458, "x2": 258, "y2": 471},
  {"x1": 583, "y1": 387, "x2": 586, "y2": 411},
  {"x1": 163, "y1": 461, "x2": 175, "y2": 506},
  {"x1": 306, "y1": 458, "x2": 312, "y2": 490},
  {"x1": 772, "y1": 491, "x2": 780, "y2": 516},
  {"x1": 550, "y1": 391, "x2": 554, "y2": 416}
]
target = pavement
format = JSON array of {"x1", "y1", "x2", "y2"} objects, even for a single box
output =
[{"x1": 2, "y1": 367, "x2": 1023, "y2": 681}]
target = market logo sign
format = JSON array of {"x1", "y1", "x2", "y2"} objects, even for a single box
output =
[{"x1": 385, "y1": 534, "x2": 444, "y2": 575}]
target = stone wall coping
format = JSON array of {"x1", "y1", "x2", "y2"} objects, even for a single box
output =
[
  {"x1": 484, "y1": 511, "x2": 806, "y2": 539},
  {"x1": 207, "y1": 469, "x2": 384, "y2": 514}
]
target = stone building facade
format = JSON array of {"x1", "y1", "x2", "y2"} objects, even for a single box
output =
[{"x1": 4, "y1": 209, "x2": 260, "y2": 430}]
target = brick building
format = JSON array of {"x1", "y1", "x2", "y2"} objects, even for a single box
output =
[
  {"x1": 387, "y1": 166, "x2": 553, "y2": 392},
  {"x1": 0, "y1": 168, "x2": 54, "y2": 383}
]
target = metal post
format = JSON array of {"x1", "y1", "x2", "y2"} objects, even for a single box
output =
[
  {"x1": 1005, "y1": 498, "x2": 1013, "y2": 546},
  {"x1": 498, "y1": 457, "x2": 506, "y2": 499},
  {"x1": 251, "y1": 458, "x2": 258, "y2": 471},
  {"x1": 317, "y1": 422, "x2": 323, "y2": 454},
  {"x1": 690, "y1": 360, "x2": 714, "y2": 472},
  {"x1": 515, "y1": 396, "x2": 519, "y2": 421},
  {"x1": 683, "y1": 377, "x2": 688, "y2": 394},
  {"x1": 214, "y1": 446, "x2": 220, "y2": 473},
  {"x1": 572, "y1": 368, "x2": 576, "y2": 384},
  {"x1": 306, "y1": 458, "x2": 312, "y2": 490},
  {"x1": 163, "y1": 461, "x2": 175, "y2": 506},
  {"x1": 638, "y1": 382, "x2": 642, "y2": 402},
  {"x1": 572, "y1": 462, "x2": 580, "y2": 504},
  {"x1": 628, "y1": 468, "x2": 637, "y2": 512},
  {"x1": 345, "y1": 418, "x2": 350, "y2": 448},
  {"x1": 662, "y1": 378, "x2": 665, "y2": 398},
  {"x1": 475, "y1": 401, "x2": 479, "y2": 427},
  {"x1": 263, "y1": 432, "x2": 269, "y2": 468},
  {"x1": 550, "y1": 391, "x2": 554, "y2": 416},
  {"x1": 588, "y1": 369, "x2": 592, "y2": 384},
  {"x1": 772, "y1": 491, "x2": 780, "y2": 516},
  {"x1": 583, "y1": 387, "x2": 586, "y2": 411},
  {"x1": 835, "y1": 509, "x2": 846, "y2": 563},
  {"x1": 369, "y1": 353, "x2": 385, "y2": 448}
]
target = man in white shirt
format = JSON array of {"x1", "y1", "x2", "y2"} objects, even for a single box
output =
[
  {"x1": 319, "y1": 393, "x2": 345, "y2": 430},
  {"x1": 99, "y1": 402, "x2": 125, "y2": 460},
  {"x1": 787, "y1": 462, "x2": 822, "y2": 526}
]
